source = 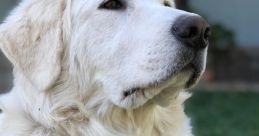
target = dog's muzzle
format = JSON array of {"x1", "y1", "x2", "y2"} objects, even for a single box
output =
[
  {"x1": 122, "y1": 14, "x2": 210, "y2": 104},
  {"x1": 172, "y1": 14, "x2": 210, "y2": 87}
]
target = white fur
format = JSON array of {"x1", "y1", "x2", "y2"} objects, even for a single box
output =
[{"x1": 0, "y1": 0, "x2": 207, "y2": 135}]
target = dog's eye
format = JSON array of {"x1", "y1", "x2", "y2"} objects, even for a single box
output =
[
  {"x1": 99, "y1": 0, "x2": 125, "y2": 10},
  {"x1": 164, "y1": 1, "x2": 171, "y2": 7}
]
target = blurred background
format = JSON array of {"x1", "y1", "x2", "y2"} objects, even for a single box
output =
[{"x1": 0, "y1": 0, "x2": 259, "y2": 135}]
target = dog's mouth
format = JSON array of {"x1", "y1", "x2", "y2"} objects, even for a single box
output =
[{"x1": 122, "y1": 63, "x2": 201, "y2": 99}]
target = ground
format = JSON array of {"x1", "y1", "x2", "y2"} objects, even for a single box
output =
[{"x1": 186, "y1": 90, "x2": 259, "y2": 136}]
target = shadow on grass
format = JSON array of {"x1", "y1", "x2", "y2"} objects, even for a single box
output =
[{"x1": 185, "y1": 91, "x2": 259, "y2": 136}]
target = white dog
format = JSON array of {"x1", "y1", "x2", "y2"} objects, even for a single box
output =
[{"x1": 0, "y1": 0, "x2": 210, "y2": 135}]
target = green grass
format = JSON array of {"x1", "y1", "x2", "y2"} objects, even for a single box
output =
[{"x1": 185, "y1": 91, "x2": 259, "y2": 136}]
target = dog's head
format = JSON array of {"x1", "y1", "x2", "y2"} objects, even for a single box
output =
[{"x1": 0, "y1": 0, "x2": 209, "y2": 109}]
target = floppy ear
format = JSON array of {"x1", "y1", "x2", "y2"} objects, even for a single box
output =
[{"x1": 0, "y1": 0, "x2": 68, "y2": 91}]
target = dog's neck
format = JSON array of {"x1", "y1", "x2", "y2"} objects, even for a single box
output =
[{"x1": 11, "y1": 71, "x2": 192, "y2": 136}]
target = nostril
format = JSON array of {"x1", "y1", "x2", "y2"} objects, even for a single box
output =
[{"x1": 204, "y1": 27, "x2": 211, "y2": 40}]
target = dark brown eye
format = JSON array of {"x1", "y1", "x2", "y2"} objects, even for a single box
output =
[
  {"x1": 99, "y1": 0, "x2": 124, "y2": 10},
  {"x1": 164, "y1": 1, "x2": 171, "y2": 7}
]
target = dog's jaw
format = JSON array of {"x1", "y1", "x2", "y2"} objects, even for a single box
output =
[
  {"x1": 87, "y1": 92, "x2": 193, "y2": 136},
  {"x1": 113, "y1": 55, "x2": 206, "y2": 109}
]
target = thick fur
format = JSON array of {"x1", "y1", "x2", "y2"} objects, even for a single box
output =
[{"x1": 0, "y1": 0, "x2": 207, "y2": 136}]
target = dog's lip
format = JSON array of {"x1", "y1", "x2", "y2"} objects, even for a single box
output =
[
  {"x1": 122, "y1": 63, "x2": 200, "y2": 98},
  {"x1": 123, "y1": 88, "x2": 145, "y2": 98},
  {"x1": 185, "y1": 63, "x2": 201, "y2": 88}
]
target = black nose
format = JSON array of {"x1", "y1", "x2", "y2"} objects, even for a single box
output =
[{"x1": 172, "y1": 15, "x2": 210, "y2": 50}]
